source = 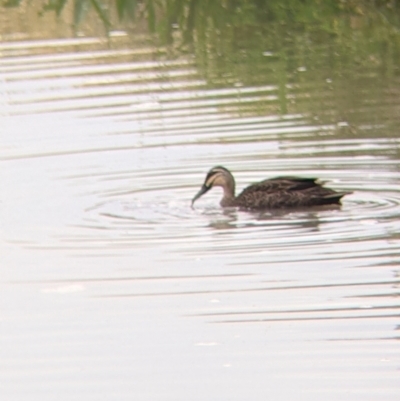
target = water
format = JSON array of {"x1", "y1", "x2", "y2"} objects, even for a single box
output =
[{"x1": 1, "y1": 9, "x2": 400, "y2": 401}]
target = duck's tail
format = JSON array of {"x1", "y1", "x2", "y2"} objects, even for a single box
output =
[{"x1": 322, "y1": 191, "x2": 352, "y2": 205}]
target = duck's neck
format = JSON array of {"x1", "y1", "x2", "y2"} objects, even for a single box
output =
[{"x1": 220, "y1": 182, "x2": 236, "y2": 207}]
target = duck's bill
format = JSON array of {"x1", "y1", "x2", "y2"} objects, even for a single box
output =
[{"x1": 191, "y1": 185, "x2": 210, "y2": 207}]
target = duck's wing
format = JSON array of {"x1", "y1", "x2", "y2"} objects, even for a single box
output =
[
  {"x1": 236, "y1": 177, "x2": 349, "y2": 209},
  {"x1": 243, "y1": 176, "x2": 321, "y2": 194}
]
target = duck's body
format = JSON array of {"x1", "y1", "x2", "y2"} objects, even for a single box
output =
[{"x1": 192, "y1": 166, "x2": 350, "y2": 210}]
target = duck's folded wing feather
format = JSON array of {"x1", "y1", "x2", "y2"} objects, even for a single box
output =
[
  {"x1": 235, "y1": 177, "x2": 349, "y2": 209},
  {"x1": 243, "y1": 177, "x2": 320, "y2": 194}
]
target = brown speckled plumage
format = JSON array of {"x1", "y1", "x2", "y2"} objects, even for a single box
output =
[{"x1": 191, "y1": 166, "x2": 350, "y2": 210}]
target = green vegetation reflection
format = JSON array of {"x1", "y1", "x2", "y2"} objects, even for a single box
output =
[{"x1": 4, "y1": 1, "x2": 400, "y2": 130}]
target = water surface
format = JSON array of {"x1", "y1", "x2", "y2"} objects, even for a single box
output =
[{"x1": 1, "y1": 9, "x2": 400, "y2": 401}]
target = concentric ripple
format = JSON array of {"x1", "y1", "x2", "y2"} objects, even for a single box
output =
[{"x1": 66, "y1": 161, "x2": 400, "y2": 266}]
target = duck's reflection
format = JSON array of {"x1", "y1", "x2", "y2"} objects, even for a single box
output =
[{"x1": 206, "y1": 206, "x2": 342, "y2": 232}]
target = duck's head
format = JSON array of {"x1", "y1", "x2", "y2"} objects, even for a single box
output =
[{"x1": 191, "y1": 166, "x2": 235, "y2": 207}]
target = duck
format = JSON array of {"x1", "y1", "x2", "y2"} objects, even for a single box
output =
[{"x1": 191, "y1": 166, "x2": 350, "y2": 210}]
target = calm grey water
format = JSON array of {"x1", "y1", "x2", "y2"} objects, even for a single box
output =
[{"x1": 1, "y1": 18, "x2": 400, "y2": 401}]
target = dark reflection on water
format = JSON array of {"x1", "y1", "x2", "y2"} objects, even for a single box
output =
[{"x1": 1, "y1": 8, "x2": 400, "y2": 401}]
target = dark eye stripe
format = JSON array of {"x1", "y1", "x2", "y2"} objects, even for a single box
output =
[{"x1": 206, "y1": 171, "x2": 218, "y2": 181}]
